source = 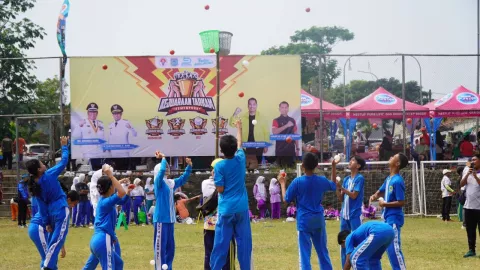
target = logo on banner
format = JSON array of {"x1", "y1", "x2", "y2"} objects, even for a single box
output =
[
  {"x1": 181, "y1": 57, "x2": 192, "y2": 67},
  {"x1": 456, "y1": 92, "x2": 479, "y2": 105},
  {"x1": 435, "y1": 93, "x2": 453, "y2": 106},
  {"x1": 145, "y1": 116, "x2": 164, "y2": 136},
  {"x1": 189, "y1": 117, "x2": 208, "y2": 135},
  {"x1": 212, "y1": 117, "x2": 229, "y2": 135},
  {"x1": 194, "y1": 58, "x2": 214, "y2": 66},
  {"x1": 158, "y1": 71, "x2": 216, "y2": 115},
  {"x1": 374, "y1": 94, "x2": 397, "y2": 105},
  {"x1": 301, "y1": 94, "x2": 314, "y2": 106},
  {"x1": 158, "y1": 58, "x2": 167, "y2": 66},
  {"x1": 167, "y1": 118, "x2": 186, "y2": 137},
  {"x1": 170, "y1": 58, "x2": 179, "y2": 67}
]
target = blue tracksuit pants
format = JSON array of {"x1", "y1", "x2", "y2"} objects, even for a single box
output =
[
  {"x1": 349, "y1": 228, "x2": 394, "y2": 270},
  {"x1": 298, "y1": 226, "x2": 333, "y2": 270},
  {"x1": 76, "y1": 200, "x2": 90, "y2": 226},
  {"x1": 83, "y1": 232, "x2": 123, "y2": 270},
  {"x1": 28, "y1": 223, "x2": 49, "y2": 268},
  {"x1": 210, "y1": 210, "x2": 252, "y2": 270},
  {"x1": 386, "y1": 223, "x2": 406, "y2": 270},
  {"x1": 132, "y1": 196, "x2": 144, "y2": 225},
  {"x1": 43, "y1": 207, "x2": 70, "y2": 270},
  {"x1": 153, "y1": 223, "x2": 175, "y2": 270},
  {"x1": 121, "y1": 199, "x2": 131, "y2": 225},
  {"x1": 340, "y1": 216, "x2": 362, "y2": 267}
]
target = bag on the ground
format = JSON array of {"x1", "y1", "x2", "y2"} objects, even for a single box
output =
[
  {"x1": 196, "y1": 190, "x2": 218, "y2": 216},
  {"x1": 138, "y1": 211, "x2": 146, "y2": 224}
]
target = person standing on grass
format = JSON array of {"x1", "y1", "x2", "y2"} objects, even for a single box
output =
[
  {"x1": 457, "y1": 166, "x2": 467, "y2": 229},
  {"x1": 144, "y1": 177, "x2": 155, "y2": 216},
  {"x1": 370, "y1": 153, "x2": 408, "y2": 270},
  {"x1": 441, "y1": 169, "x2": 455, "y2": 222},
  {"x1": 336, "y1": 155, "x2": 366, "y2": 268},
  {"x1": 459, "y1": 154, "x2": 480, "y2": 258},
  {"x1": 17, "y1": 174, "x2": 30, "y2": 228},
  {"x1": 1, "y1": 134, "x2": 13, "y2": 170},
  {"x1": 152, "y1": 151, "x2": 192, "y2": 270},
  {"x1": 338, "y1": 221, "x2": 395, "y2": 270},
  {"x1": 210, "y1": 119, "x2": 253, "y2": 270},
  {"x1": 75, "y1": 174, "x2": 90, "y2": 228},
  {"x1": 130, "y1": 178, "x2": 147, "y2": 226},
  {"x1": 25, "y1": 136, "x2": 76, "y2": 270},
  {"x1": 278, "y1": 152, "x2": 340, "y2": 270},
  {"x1": 83, "y1": 166, "x2": 133, "y2": 270},
  {"x1": 253, "y1": 176, "x2": 267, "y2": 219},
  {"x1": 269, "y1": 178, "x2": 281, "y2": 219}
]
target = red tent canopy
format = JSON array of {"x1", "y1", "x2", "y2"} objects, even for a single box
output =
[
  {"x1": 345, "y1": 87, "x2": 429, "y2": 119},
  {"x1": 301, "y1": 89, "x2": 346, "y2": 118},
  {"x1": 424, "y1": 86, "x2": 480, "y2": 117}
]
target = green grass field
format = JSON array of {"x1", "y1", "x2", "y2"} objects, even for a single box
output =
[{"x1": 0, "y1": 217, "x2": 478, "y2": 269}]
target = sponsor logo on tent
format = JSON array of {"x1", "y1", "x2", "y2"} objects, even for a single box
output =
[
  {"x1": 301, "y1": 94, "x2": 314, "y2": 106},
  {"x1": 434, "y1": 93, "x2": 453, "y2": 106},
  {"x1": 456, "y1": 92, "x2": 479, "y2": 105},
  {"x1": 374, "y1": 94, "x2": 397, "y2": 105}
]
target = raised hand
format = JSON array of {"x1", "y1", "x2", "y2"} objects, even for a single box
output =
[
  {"x1": 185, "y1": 158, "x2": 192, "y2": 166},
  {"x1": 155, "y1": 151, "x2": 165, "y2": 159},
  {"x1": 235, "y1": 119, "x2": 242, "y2": 129},
  {"x1": 60, "y1": 136, "x2": 69, "y2": 146}
]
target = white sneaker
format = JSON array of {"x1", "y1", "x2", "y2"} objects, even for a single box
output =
[
  {"x1": 142, "y1": 224, "x2": 146, "y2": 227},
  {"x1": 461, "y1": 225, "x2": 466, "y2": 229},
  {"x1": 89, "y1": 226, "x2": 94, "y2": 229}
]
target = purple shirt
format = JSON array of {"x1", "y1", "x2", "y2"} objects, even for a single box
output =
[{"x1": 269, "y1": 185, "x2": 281, "y2": 203}]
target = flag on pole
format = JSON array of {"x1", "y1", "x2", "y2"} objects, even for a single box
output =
[{"x1": 57, "y1": 0, "x2": 70, "y2": 61}]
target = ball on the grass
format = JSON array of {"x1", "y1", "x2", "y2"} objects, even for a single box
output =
[
  {"x1": 252, "y1": 119, "x2": 257, "y2": 125},
  {"x1": 242, "y1": 60, "x2": 249, "y2": 67},
  {"x1": 102, "y1": 64, "x2": 108, "y2": 70},
  {"x1": 169, "y1": 50, "x2": 175, "y2": 55},
  {"x1": 162, "y1": 264, "x2": 168, "y2": 270},
  {"x1": 286, "y1": 136, "x2": 292, "y2": 143},
  {"x1": 238, "y1": 92, "x2": 244, "y2": 98},
  {"x1": 150, "y1": 260, "x2": 155, "y2": 265}
]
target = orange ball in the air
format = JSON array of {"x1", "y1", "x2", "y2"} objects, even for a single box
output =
[
  {"x1": 372, "y1": 123, "x2": 378, "y2": 129},
  {"x1": 238, "y1": 92, "x2": 244, "y2": 98},
  {"x1": 286, "y1": 136, "x2": 293, "y2": 144},
  {"x1": 169, "y1": 50, "x2": 175, "y2": 55}
]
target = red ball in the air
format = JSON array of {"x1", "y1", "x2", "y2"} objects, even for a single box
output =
[
  {"x1": 210, "y1": 48, "x2": 215, "y2": 53},
  {"x1": 406, "y1": 118, "x2": 412, "y2": 124},
  {"x1": 238, "y1": 92, "x2": 244, "y2": 98},
  {"x1": 169, "y1": 50, "x2": 175, "y2": 55},
  {"x1": 102, "y1": 64, "x2": 108, "y2": 70},
  {"x1": 128, "y1": 184, "x2": 135, "y2": 189},
  {"x1": 372, "y1": 123, "x2": 378, "y2": 129},
  {"x1": 286, "y1": 136, "x2": 293, "y2": 144},
  {"x1": 205, "y1": 5, "x2": 210, "y2": 10},
  {"x1": 306, "y1": 7, "x2": 311, "y2": 12},
  {"x1": 281, "y1": 172, "x2": 286, "y2": 177}
]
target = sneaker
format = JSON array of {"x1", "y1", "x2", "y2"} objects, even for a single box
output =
[
  {"x1": 463, "y1": 250, "x2": 476, "y2": 258},
  {"x1": 461, "y1": 225, "x2": 466, "y2": 229},
  {"x1": 89, "y1": 226, "x2": 94, "y2": 229}
]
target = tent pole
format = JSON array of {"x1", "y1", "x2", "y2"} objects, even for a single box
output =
[
  {"x1": 402, "y1": 55, "x2": 407, "y2": 155},
  {"x1": 318, "y1": 55, "x2": 324, "y2": 162}
]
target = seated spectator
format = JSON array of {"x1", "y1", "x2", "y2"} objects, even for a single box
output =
[
  {"x1": 324, "y1": 203, "x2": 339, "y2": 220},
  {"x1": 459, "y1": 136, "x2": 474, "y2": 158},
  {"x1": 362, "y1": 202, "x2": 376, "y2": 219}
]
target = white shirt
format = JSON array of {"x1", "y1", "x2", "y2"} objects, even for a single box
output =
[
  {"x1": 440, "y1": 176, "x2": 452, "y2": 198},
  {"x1": 464, "y1": 172, "x2": 480, "y2": 210},
  {"x1": 72, "y1": 119, "x2": 106, "y2": 158},
  {"x1": 145, "y1": 184, "x2": 155, "y2": 201},
  {"x1": 130, "y1": 186, "x2": 145, "y2": 197},
  {"x1": 108, "y1": 119, "x2": 137, "y2": 157}
]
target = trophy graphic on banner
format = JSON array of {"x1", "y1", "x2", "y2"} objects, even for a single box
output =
[
  {"x1": 167, "y1": 118, "x2": 186, "y2": 137},
  {"x1": 211, "y1": 117, "x2": 229, "y2": 135},
  {"x1": 173, "y1": 71, "x2": 199, "y2": 97},
  {"x1": 145, "y1": 116, "x2": 164, "y2": 137},
  {"x1": 189, "y1": 117, "x2": 208, "y2": 135}
]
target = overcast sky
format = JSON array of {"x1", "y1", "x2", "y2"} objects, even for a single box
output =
[{"x1": 25, "y1": 0, "x2": 479, "y2": 101}]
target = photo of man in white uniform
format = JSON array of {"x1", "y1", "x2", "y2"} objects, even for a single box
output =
[
  {"x1": 108, "y1": 104, "x2": 137, "y2": 157},
  {"x1": 72, "y1": 102, "x2": 106, "y2": 161}
]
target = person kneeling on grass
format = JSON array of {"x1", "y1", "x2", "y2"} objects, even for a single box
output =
[
  {"x1": 338, "y1": 221, "x2": 395, "y2": 270},
  {"x1": 83, "y1": 166, "x2": 133, "y2": 270},
  {"x1": 278, "y1": 152, "x2": 341, "y2": 270}
]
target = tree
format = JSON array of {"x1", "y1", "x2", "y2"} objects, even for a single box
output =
[
  {"x1": 0, "y1": 0, "x2": 46, "y2": 137},
  {"x1": 261, "y1": 26, "x2": 354, "y2": 90}
]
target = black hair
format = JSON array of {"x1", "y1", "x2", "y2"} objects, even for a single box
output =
[
  {"x1": 219, "y1": 135, "x2": 238, "y2": 158},
  {"x1": 474, "y1": 153, "x2": 480, "y2": 159},
  {"x1": 97, "y1": 176, "x2": 112, "y2": 195},
  {"x1": 28, "y1": 175, "x2": 42, "y2": 197},
  {"x1": 338, "y1": 230, "x2": 351, "y2": 245},
  {"x1": 247, "y1": 97, "x2": 257, "y2": 104},
  {"x1": 26, "y1": 159, "x2": 41, "y2": 177},
  {"x1": 457, "y1": 166, "x2": 465, "y2": 176},
  {"x1": 464, "y1": 136, "x2": 469, "y2": 141},
  {"x1": 174, "y1": 194, "x2": 182, "y2": 203},
  {"x1": 67, "y1": 190, "x2": 79, "y2": 202},
  {"x1": 302, "y1": 152, "x2": 318, "y2": 171},
  {"x1": 398, "y1": 153, "x2": 408, "y2": 170},
  {"x1": 352, "y1": 155, "x2": 366, "y2": 171},
  {"x1": 279, "y1": 101, "x2": 289, "y2": 107}
]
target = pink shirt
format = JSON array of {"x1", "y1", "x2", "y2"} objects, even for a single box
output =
[{"x1": 269, "y1": 185, "x2": 281, "y2": 203}]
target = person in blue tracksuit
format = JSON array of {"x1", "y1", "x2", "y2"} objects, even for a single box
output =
[
  {"x1": 278, "y1": 152, "x2": 341, "y2": 270},
  {"x1": 370, "y1": 153, "x2": 408, "y2": 270},
  {"x1": 17, "y1": 174, "x2": 30, "y2": 227},
  {"x1": 338, "y1": 221, "x2": 395, "y2": 270},
  {"x1": 336, "y1": 156, "x2": 366, "y2": 268},
  {"x1": 26, "y1": 136, "x2": 72, "y2": 270},
  {"x1": 120, "y1": 179, "x2": 132, "y2": 225},
  {"x1": 70, "y1": 177, "x2": 80, "y2": 226},
  {"x1": 83, "y1": 166, "x2": 132, "y2": 270},
  {"x1": 29, "y1": 191, "x2": 78, "y2": 268},
  {"x1": 152, "y1": 151, "x2": 192, "y2": 270},
  {"x1": 75, "y1": 175, "x2": 90, "y2": 227},
  {"x1": 210, "y1": 119, "x2": 252, "y2": 270}
]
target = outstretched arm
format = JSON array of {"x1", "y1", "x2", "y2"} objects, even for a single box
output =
[
  {"x1": 154, "y1": 151, "x2": 167, "y2": 191},
  {"x1": 173, "y1": 158, "x2": 193, "y2": 190},
  {"x1": 46, "y1": 136, "x2": 69, "y2": 178}
]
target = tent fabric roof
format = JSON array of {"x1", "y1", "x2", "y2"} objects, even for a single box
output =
[
  {"x1": 344, "y1": 87, "x2": 429, "y2": 119},
  {"x1": 301, "y1": 89, "x2": 345, "y2": 118},
  {"x1": 424, "y1": 86, "x2": 480, "y2": 117}
]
